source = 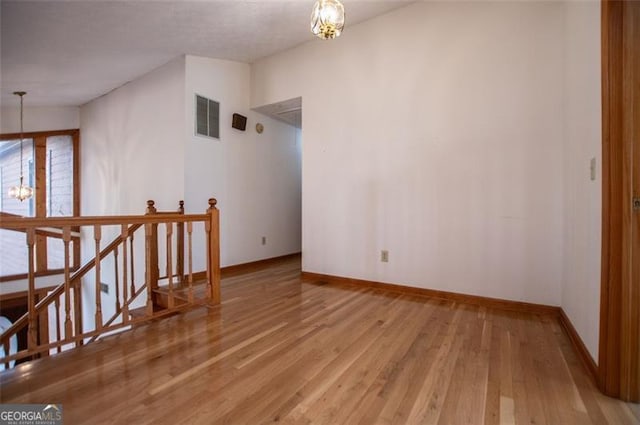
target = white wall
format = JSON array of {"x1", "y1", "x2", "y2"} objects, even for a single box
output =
[
  {"x1": 561, "y1": 1, "x2": 601, "y2": 362},
  {"x1": 185, "y1": 55, "x2": 301, "y2": 269},
  {"x1": 79, "y1": 57, "x2": 186, "y2": 328},
  {"x1": 0, "y1": 106, "x2": 79, "y2": 133},
  {"x1": 80, "y1": 57, "x2": 186, "y2": 216},
  {"x1": 252, "y1": 1, "x2": 566, "y2": 306}
]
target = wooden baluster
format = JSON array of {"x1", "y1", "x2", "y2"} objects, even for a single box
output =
[
  {"x1": 129, "y1": 233, "x2": 135, "y2": 296},
  {"x1": 121, "y1": 224, "x2": 129, "y2": 323},
  {"x1": 166, "y1": 222, "x2": 175, "y2": 309},
  {"x1": 145, "y1": 223, "x2": 154, "y2": 317},
  {"x1": 206, "y1": 198, "x2": 221, "y2": 304},
  {"x1": 72, "y1": 226, "x2": 83, "y2": 347},
  {"x1": 94, "y1": 225, "x2": 103, "y2": 330},
  {"x1": 74, "y1": 288, "x2": 83, "y2": 346},
  {"x1": 177, "y1": 200, "x2": 185, "y2": 285},
  {"x1": 63, "y1": 227, "x2": 73, "y2": 341},
  {"x1": 26, "y1": 228, "x2": 37, "y2": 351},
  {"x1": 55, "y1": 297, "x2": 61, "y2": 353},
  {"x1": 3, "y1": 340, "x2": 10, "y2": 369},
  {"x1": 187, "y1": 221, "x2": 194, "y2": 303},
  {"x1": 37, "y1": 292, "x2": 49, "y2": 357},
  {"x1": 114, "y1": 247, "x2": 121, "y2": 314}
]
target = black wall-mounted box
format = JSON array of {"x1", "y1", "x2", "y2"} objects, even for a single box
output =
[{"x1": 232, "y1": 113, "x2": 247, "y2": 131}]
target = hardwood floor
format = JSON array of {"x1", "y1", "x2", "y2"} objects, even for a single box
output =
[{"x1": 1, "y1": 255, "x2": 638, "y2": 424}]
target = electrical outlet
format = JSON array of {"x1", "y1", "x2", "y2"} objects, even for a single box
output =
[
  {"x1": 100, "y1": 282, "x2": 109, "y2": 294},
  {"x1": 381, "y1": 250, "x2": 389, "y2": 263},
  {"x1": 261, "y1": 236, "x2": 266, "y2": 245}
]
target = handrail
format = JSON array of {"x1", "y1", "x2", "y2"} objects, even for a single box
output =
[
  {"x1": 0, "y1": 213, "x2": 208, "y2": 229},
  {"x1": 0, "y1": 211, "x2": 81, "y2": 239},
  {"x1": 0, "y1": 211, "x2": 22, "y2": 219},
  {"x1": 0, "y1": 198, "x2": 220, "y2": 365}
]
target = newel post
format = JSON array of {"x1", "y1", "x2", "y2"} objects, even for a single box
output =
[
  {"x1": 176, "y1": 200, "x2": 185, "y2": 284},
  {"x1": 145, "y1": 200, "x2": 159, "y2": 291},
  {"x1": 206, "y1": 198, "x2": 221, "y2": 304}
]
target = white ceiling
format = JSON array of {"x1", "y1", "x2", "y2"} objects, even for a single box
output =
[{"x1": 1, "y1": 0, "x2": 413, "y2": 108}]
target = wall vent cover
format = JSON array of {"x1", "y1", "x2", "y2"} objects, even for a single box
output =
[{"x1": 195, "y1": 94, "x2": 220, "y2": 139}]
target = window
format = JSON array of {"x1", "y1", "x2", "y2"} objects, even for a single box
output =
[
  {"x1": 0, "y1": 129, "x2": 80, "y2": 280},
  {"x1": 195, "y1": 94, "x2": 220, "y2": 139},
  {"x1": 0, "y1": 139, "x2": 34, "y2": 218}
]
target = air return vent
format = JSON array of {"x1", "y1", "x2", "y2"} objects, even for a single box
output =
[{"x1": 195, "y1": 94, "x2": 219, "y2": 139}]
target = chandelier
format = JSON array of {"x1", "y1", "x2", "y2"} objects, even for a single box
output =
[
  {"x1": 8, "y1": 91, "x2": 33, "y2": 202},
  {"x1": 311, "y1": 0, "x2": 345, "y2": 40}
]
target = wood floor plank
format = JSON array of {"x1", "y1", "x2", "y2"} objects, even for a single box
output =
[
  {"x1": 404, "y1": 305, "x2": 466, "y2": 424},
  {"x1": 355, "y1": 299, "x2": 449, "y2": 425},
  {"x1": 0, "y1": 255, "x2": 637, "y2": 425},
  {"x1": 302, "y1": 297, "x2": 434, "y2": 425},
  {"x1": 484, "y1": 314, "x2": 502, "y2": 425},
  {"x1": 149, "y1": 321, "x2": 288, "y2": 396}
]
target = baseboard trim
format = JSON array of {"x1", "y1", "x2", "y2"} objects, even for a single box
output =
[
  {"x1": 300, "y1": 271, "x2": 560, "y2": 316},
  {"x1": 222, "y1": 253, "x2": 302, "y2": 277},
  {"x1": 558, "y1": 308, "x2": 599, "y2": 384},
  {"x1": 187, "y1": 253, "x2": 302, "y2": 282}
]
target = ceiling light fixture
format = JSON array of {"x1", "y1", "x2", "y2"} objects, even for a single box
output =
[
  {"x1": 311, "y1": 0, "x2": 345, "y2": 40},
  {"x1": 8, "y1": 91, "x2": 34, "y2": 202}
]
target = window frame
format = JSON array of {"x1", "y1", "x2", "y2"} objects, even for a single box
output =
[{"x1": 0, "y1": 128, "x2": 80, "y2": 282}]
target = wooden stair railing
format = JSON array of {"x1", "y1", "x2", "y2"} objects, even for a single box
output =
[
  {"x1": 0, "y1": 222, "x2": 142, "y2": 354},
  {"x1": 0, "y1": 198, "x2": 220, "y2": 366},
  {"x1": 89, "y1": 200, "x2": 189, "y2": 339}
]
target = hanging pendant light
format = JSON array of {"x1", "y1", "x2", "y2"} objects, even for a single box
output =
[
  {"x1": 311, "y1": 0, "x2": 345, "y2": 40},
  {"x1": 8, "y1": 91, "x2": 33, "y2": 202}
]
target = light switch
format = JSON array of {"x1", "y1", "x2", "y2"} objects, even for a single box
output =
[{"x1": 590, "y1": 157, "x2": 596, "y2": 181}]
